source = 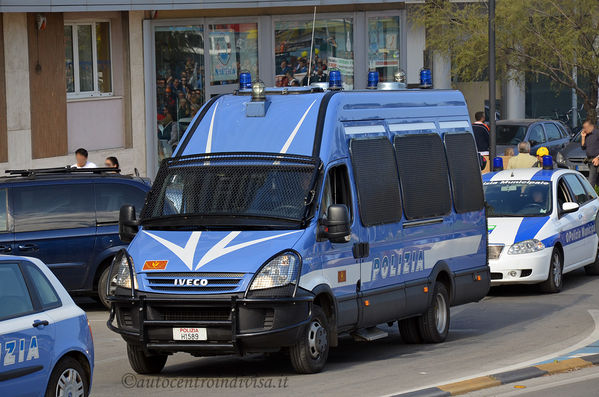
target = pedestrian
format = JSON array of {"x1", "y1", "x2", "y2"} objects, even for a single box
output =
[
  {"x1": 533, "y1": 146, "x2": 551, "y2": 167},
  {"x1": 581, "y1": 119, "x2": 599, "y2": 188},
  {"x1": 507, "y1": 142, "x2": 537, "y2": 169},
  {"x1": 504, "y1": 148, "x2": 515, "y2": 157},
  {"x1": 72, "y1": 148, "x2": 97, "y2": 169},
  {"x1": 104, "y1": 156, "x2": 119, "y2": 171},
  {"x1": 472, "y1": 111, "x2": 490, "y2": 153}
]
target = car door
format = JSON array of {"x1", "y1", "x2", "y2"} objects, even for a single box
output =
[
  {"x1": 0, "y1": 188, "x2": 12, "y2": 255},
  {"x1": 544, "y1": 122, "x2": 569, "y2": 156},
  {"x1": 561, "y1": 174, "x2": 595, "y2": 267},
  {"x1": 527, "y1": 123, "x2": 548, "y2": 154},
  {"x1": 11, "y1": 183, "x2": 96, "y2": 291},
  {"x1": 0, "y1": 261, "x2": 55, "y2": 396}
]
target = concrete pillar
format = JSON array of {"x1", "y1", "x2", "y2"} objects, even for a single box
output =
[
  {"x1": 505, "y1": 70, "x2": 526, "y2": 120},
  {"x1": 128, "y1": 11, "x2": 147, "y2": 176},
  {"x1": 406, "y1": 14, "x2": 425, "y2": 85},
  {"x1": 3, "y1": 13, "x2": 32, "y2": 169},
  {"x1": 433, "y1": 52, "x2": 451, "y2": 89}
]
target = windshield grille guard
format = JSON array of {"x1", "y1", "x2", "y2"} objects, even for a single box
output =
[{"x1": 141, "y1": 152, "x2": 322, "y2": 225}]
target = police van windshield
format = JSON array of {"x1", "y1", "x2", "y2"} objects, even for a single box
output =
[
  {"x1": 483, "y1": 180, "x2": 552, "y2": 217},
  {"x1": 140, "y1": 153, "x2": 319, "y2": 229}
]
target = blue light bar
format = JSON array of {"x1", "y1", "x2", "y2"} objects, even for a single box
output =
[
  {"x1": 329, "y1": 70, "x2": 342, "y2": 89},
  {"x1": 542, "y1": 155, "x2": 553, "y2": 170},
  {"x1": 239, "y1": 72, "x2": 252, "y2": 89},
  {"x1": 420, "y1": 68, "x2": 432, "y2": 88},
  {"x1": 367, "y1": 71, "x2": 379, "y2": 89},
  {"x1": 493, "y1": 157, "x2": 503, "y2": 171}
]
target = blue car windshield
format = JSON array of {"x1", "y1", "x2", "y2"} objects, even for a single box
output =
[
  {"x1": 483, "y1": 180, "x2": 552, "y2": 217},
  {"x1": 496, "y1": 125, "x2": 527, "y2": 145}
]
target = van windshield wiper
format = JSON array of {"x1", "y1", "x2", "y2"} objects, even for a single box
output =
[{"x1": 140, "y1": 213, "x2": 303, "y2": 229}]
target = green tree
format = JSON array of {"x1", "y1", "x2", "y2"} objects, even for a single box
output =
[{"x1": 412, "y1": 0, "x2": 599, "y2": 122}]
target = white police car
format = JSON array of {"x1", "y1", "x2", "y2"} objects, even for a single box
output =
[
  {"x1": 483, "y1": 164, "x2": 599, "y2": 292},
  {"x1": 0, "y1": 256, "x2": 93, "y2": 396}
]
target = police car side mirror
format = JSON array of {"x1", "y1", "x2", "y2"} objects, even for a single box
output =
[
  {"x1": 561, "y1": 202, "x2": 579, "y2": 214},
  {"x1": 119, "y1": 205, "x2": 139, "y2": 243},
  {"x1": 321, "y1": 204, "x2": 351, "y2": 244}
]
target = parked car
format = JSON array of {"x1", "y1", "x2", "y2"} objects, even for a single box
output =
[
  {"x1": 0, "y1": 167, "x2": 151, "y2": 307},
  {"x1": 0, "y1": 255, "x2": 94, "y2": 396},
  {"x1": 556, "y1": 129, "x2": 589, "y2": 175},
  {"x1": 496, "y1": 119, "x2": 571, "y2": 156}
]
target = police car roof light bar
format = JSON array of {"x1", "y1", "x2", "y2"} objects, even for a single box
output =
[
  {"x1": 542, "y1": 155, "x2": 553, "y2": 170},
  {"x1": 367, "y1": 71, "x2": 379, "y2": 89},
  {"x1": 239, "y1": 72, "x2": 252, "y2": 90},
  {"x1": 492, "y1": 156, "x2": 503, "y2": 171},
  {"x1": 329, "y1": 70, "x2": 342, "y2": 89}
]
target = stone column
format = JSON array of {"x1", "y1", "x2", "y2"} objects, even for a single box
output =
[
  {"x1": 433, "y1": 52, "x2": 451, "y2": 89},
  {"x1": 505, "y1": 70, "x2": 525, "y2": 119}
]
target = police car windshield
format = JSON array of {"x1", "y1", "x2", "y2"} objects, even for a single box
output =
[
  {"x1": 140, "y1": 153, "x2": 318, "y2": 229},
  {"x1": 484, "y1": 180, "x2": 552, "y2": 217}
]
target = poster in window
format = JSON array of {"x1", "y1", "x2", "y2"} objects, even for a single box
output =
[{"x1": 210, "y1": 31, "x2": 238, "y2": 82}]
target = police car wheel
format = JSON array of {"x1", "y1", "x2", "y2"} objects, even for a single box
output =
[
  {"x1": 97, "y1": 266, "x2": 111, "y2": 309},
  {"x1": 418, "y1": 283, "x2": 450, "y2": 343},
  {"x1": 289, "y1": 305, "x2": 329, "y2": 374},
  {"x1": 540, "y1": 249, "x2": 563, "y2": 293},
  {"x1": 584, "y1": 243, "x2": 599, "y2": 275},
  {"x1": 45, "y1": 357, "x2": 89, "y2": 397},
  {"x1": 127, "y1": 344, "x2": 168, "y2": 374},
  {"x1": 398, "y1": 317, "x2": 422, "y2": 344}
]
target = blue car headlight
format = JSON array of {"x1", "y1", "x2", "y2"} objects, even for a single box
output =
[
  {"x1": 249, "y1": 252, "x2": 300, "y2": 291},
  {"x1": 507, "y1": 239, "x2": 545, "y2": 255}
]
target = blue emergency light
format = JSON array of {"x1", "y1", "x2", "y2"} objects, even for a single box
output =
[
  {"x1": 329, "y1": 70, "x2": 342, "y2": 89},
  {"x1": 493, "y1": 156, "x2": 504, "y2": 171},
  {"x1": 367, "y1": 71, "x2": 379, "y2": 89},
  {"x1": 420, "y1": 68, "x2": 432, "y2": 88},
  {"x1": 542, "y1": 155, "x2": 553, "y2": 170},
  {"x1": 239, "y1": 72, "x2": 252, "y2": 89}
]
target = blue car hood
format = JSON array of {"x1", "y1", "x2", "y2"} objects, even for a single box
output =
[{"x1": 128, "y1": 229, "x2": 305, "y2": 274}]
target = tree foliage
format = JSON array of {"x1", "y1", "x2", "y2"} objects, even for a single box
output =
[{"x1": 412, "y1": 0, "x2": 599, "y2": 122}]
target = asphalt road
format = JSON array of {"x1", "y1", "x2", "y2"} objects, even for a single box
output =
[{"x1": 82, "y1": 268, "x2": 599, "y2": 397}]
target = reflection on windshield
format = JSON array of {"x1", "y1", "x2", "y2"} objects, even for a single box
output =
[
  {"x1": 496, "y1": 125, "x2": 527, "y2": 145},
  {"x1": 483, "y1": 181, "x2": 552, "y2": 217}
]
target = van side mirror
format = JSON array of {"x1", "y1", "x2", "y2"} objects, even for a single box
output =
[
  {"x1": 320, "y1": 204, "x2": 351, "y2": 244},
  {"x1": 561, "y1": 202, "x2": 579, "y2": 214},
  {"x1": 119, "y1": 205, "x2": 139, "y2": 243}
]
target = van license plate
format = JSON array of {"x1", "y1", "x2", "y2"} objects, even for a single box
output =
[{"x1": 172, "y1": 328, "x2": 207, "y2": 341}]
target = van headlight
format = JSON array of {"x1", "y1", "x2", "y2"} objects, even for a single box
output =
[
  {"x1": 249, "y1": 252, "x2": 300, "y2": 291},
  {"x1": 507, "y1": 239, "x2": 545, "y2": 255},
  {"x1": 108, "y1": 250, "x2": 138, "y2": 296}
]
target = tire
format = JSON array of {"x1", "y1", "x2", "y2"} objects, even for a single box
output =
[
  {"x1": 540, "y1": 249, "x2": 563, "y2": 293},
  {"x1": 289, "y1": 305, "x2": 329, "y2": 374},
  {"x1": 45, "y1": 356, "x2": 90, "y2": 397},
  {"x1": 97, "y1": 266, "x2": 111, "y2": 309},
  {"x1": 127, "y1": 344, "x2": 167, "y2": 374},
  {"x1": 418, "y1": 283, "x2": 450, "y2": 343},
  {"x1": 398, "y1": 317, "x2": 422, "y2": 344},
  {"x1": 584, "y1": 244, "x2": 599, "y2": 275}
]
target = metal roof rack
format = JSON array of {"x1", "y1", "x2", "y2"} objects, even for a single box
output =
[
  {"x1": 234, "y1": 86, "x2": 324, "y2": 96},
  {"x1": 5, "y1": 166, "x2": 121, "y2": 177}
]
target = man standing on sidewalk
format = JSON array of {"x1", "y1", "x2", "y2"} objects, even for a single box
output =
[
  {"x1": 72, "y1": 148, "x2": 97, "y2": 169},
  {"x1": 581, "y1": 120, "x2": 599, "y2": 188},
  {"x1": 472, "y1": 111, "x2": 490, "y2": 153}
]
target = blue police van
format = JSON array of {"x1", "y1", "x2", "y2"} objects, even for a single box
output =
[{"x1": 107, "y1": 75, "x2": 490, "y2": 374}]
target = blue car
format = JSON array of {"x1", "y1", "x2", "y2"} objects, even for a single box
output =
[
  {"x1": 0, "y1": 168, "x2": 150, "y2": 307},
  {"x1": 108, "y1": 83, "x2": 490, "y2": 374},
  {"x1": 0, "y1": 255, "x2": 94, "y2": 397}
]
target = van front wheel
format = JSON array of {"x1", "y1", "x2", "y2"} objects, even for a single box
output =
[
  {"x1": 289, "y1": 305, "x2": 329, "y2": 374},
  {"x1": 418, "y1": 283, "x2": 450, "y2": 343},
  {"x1": 127, "y1": 344, "x2": 167, "y2": 374}
]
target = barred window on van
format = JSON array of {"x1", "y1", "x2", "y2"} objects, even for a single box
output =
[
  {"x1": 444, "y1": 133, "x2": 484, "y2": 213},
  {"x1": 394, "y1": 134, "x2": 451, "y2": 220},
  {"x1": 349, "y1": 137, "x2": 402, "y2": 226}
]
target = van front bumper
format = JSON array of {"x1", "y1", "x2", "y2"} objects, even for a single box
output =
[{"x1": 107, "y1": 290, "x2": 313, "y2": 356}]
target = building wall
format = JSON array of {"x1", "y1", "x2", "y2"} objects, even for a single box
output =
[
  {"x1": 0, "y1": 16, "x2": 7, "y2": 163},
  {"x1": 455, "y1": 81, "x2": 502, "y2": 122}
]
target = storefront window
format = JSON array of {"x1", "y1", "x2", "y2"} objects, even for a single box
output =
[
  {"x1": 275, "y1": 18, "x2": 354, "y2": 89},
  {"x1": 154, "y1": 26, "x2": 205, "y2": 162},
  {"x1": 368, "y1": 17, "x2": 400, "y2": 82},
  {"x1": 96, "y1": 22, "x2": 112, "y2": 93},
  {"x1": 209, "y1": 23, "x2": 258, "y2": 86}
]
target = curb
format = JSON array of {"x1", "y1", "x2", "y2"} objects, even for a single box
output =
[{"x1": 393, "y1": 353, "x2": 599, "y2": 396}]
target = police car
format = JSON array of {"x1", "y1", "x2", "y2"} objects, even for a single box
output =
[
  {"x1": 0, "y1": 256, "x2": 94, "y2": 397},
  {"x1": 483, "y1": 159, "x2": 599, "y2": 292}
]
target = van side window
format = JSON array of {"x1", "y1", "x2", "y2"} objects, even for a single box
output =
[
  {"x1": 350, "y1": 137, "x2": 402, "y2": 226},
  {"x1": 444, "y1": 133, "x2": 484, "y2": 212},
  {"x1": 394, "y1": 134, "x2": 451, "y2": 219},
  {"x1": 13, "y1": 184, "x2": 95, "y2": 232},
  {"x1": 95, "y1": 183, "x2": 147, "y2": 224},
  {"x1": 321, "y1": 165, "x2": 352, "y2": 219}
]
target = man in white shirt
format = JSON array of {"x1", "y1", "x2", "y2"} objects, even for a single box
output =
[{"x1": 72, "y1": 148, "x2": 97, "y2": 169}]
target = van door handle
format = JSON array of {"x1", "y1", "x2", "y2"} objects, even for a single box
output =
[
  {"x1": 18, "y1": 244, "x2": 38, "y2": 252},
  {"x1": 0, "y1": 245, "x2": 11, "y2": 253},
  {"x1": 32, "y1": 320, "x2": 49, "y2": 328},
  {"x1": 353, "y1": 242, "x2": 370, "y2": 259}
]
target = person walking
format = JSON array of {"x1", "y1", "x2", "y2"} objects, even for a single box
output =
[
  {"x1": 507, "y1": 142, "x2": 537, "y2": 169},
  {"x1": 581, "y1": 120, "x2": 599, "y2": 188},
  {"x1": 72, "y1": 148, "x2": 97, "y2": 169},
  {"x1": 472, "y1": 111, "x2": 490, "y2": 153},
  {"x1": 104, "y1": 156, "x2": 119, "y2": 170}
]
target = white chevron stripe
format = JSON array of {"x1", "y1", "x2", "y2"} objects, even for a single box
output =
[
  {"x1": 205, "y1": 101, "x2": 219, "y2": 154},
  {"x1": 144, "y1": 231, "x2": 202, "y2": 271},
  {"x1": 279, "y1": 99, "x2": 317, "y2": 154}
]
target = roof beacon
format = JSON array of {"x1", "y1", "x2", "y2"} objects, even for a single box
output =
[
  {"x1": 367, "y1": 71, "x2": 379, "y2": 89},
  {"x1": 420, "y1": 68, "x2": 433, "y2": 89},
  {"x1": 493, "y1": 157, "x2": 504, "y2": 172},
  {"x1": 542, "y1": 155, "x2": 553, "y2": 170},
  {"x1": 246, "y1": 80, "x2": 269, "y2": 117},
  {"x1": 378, "y1": 69, "x2": 407, "y2": 90},
  {"x1": 328, "y1": 70, "x2": 342, "y2": 90},
  {"x1": 239, "y1": 72, "x2": 252, "y2": 90}
]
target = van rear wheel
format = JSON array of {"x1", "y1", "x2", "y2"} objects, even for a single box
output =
[
  {"x1": 418, "y1": 283, "x2": 450, "y2": 343},
  {"x1": 398, "y1": 317, "x2": 422, "y2": 344},
  {"x1": 127, "y1": 344, "x2": 167, "y2": 374},
  {"x1": 289, "y1": 305, "x2": 329, "y2": 374}
]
